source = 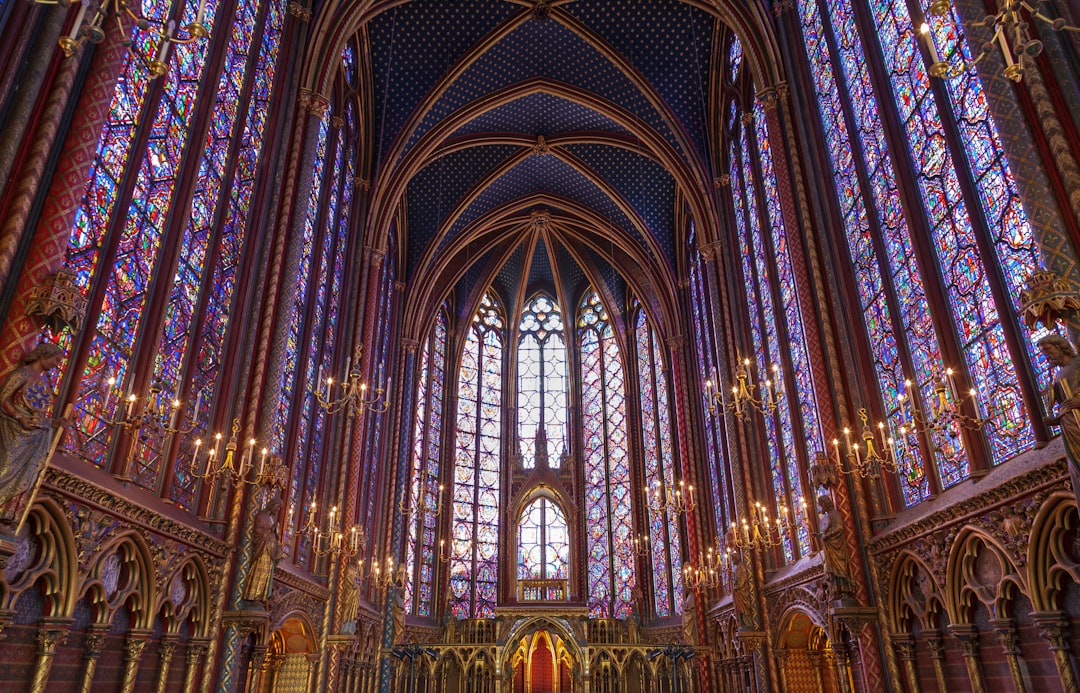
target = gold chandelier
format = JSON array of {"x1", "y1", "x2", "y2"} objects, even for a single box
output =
[
  {"x1": 920, "y1": 0, "x2": 1079, "y2": 82},
  {"x1": 55, "y1": 0, "x2": 210, "y2": 79}
]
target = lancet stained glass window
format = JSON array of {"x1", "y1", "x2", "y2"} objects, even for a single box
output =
[
  {"x1": 404, "y1": 309, "x2": 448, "y2": 616},
  {"x1": 517, "y1": 497, "x2": 569, "y2": 581},
  {"x1": 795, "y1": 0, "x2": 1038, "y2": 504},
  {"x1": 51, "y1": 0, "x2": 284, "y2": 509},
  {"x1": 578, "y1": 290, "x2": 635, "y2": 618},
  {"x1": 634, "y1": 304, "x2": 683, "y2": 616},
  {"x1": 517, "y1": 294, "x2": 568, "y2": 469},
  {"x1": 451, "y1": 292, "x2": 503, "y2": 618}
]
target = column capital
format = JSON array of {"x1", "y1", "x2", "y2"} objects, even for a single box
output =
[
  {"x1": 990, "y1": 618, "x2": 1020, "y2": 656},
  {"x1": 891, "y1": 634, "x2": 917, "y2": 662},
  {"x1": 947, "y1": 623, "x2": 980, "y2": 657},
  {"x1": 1033, "y1": 611, "x2": 1072, "y2": 650}
]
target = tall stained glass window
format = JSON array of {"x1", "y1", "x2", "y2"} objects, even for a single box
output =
[
  {"x1": 688, "y1": 224, "x2": 731, "y2": 537},
  {"x1": 404, "y1": 309, "x2": 448, "y2": 616},
  {"x1": 578, "y1": 290, "x2": 635, "y2": 618},
  {"x1": 517, "y1": 497, "x2": 569, "y2": 582},
  {"x1": 451, "y1": 292, "x2": 503, "y2": 618},
  {"x1": 795, "y1": 0, "x2": 1039, "y2": 505},
  {"x1": 633, "y1": 303, "x2": 683, "y2": 616},
  {"x1": 50, "y1": 0, "x2": 284, "y2": 508},
  {"x1": 517, "y1": 294, "x2": 568, "y2": 468}
]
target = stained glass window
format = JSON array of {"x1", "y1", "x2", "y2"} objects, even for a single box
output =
[
  {"x1": 517, "y1": 497, "x2": 569, "y2": 581},
  {"x1": 728, "y1": 35, "x2": 742, "y2": 83},
  {"x1": 578, "y1": 290, "x2": 635, "y2": 618},
  {"x1": 404, "y1": 309, "x2": 448, "y2": 616},
  {"x1": 451, "y1": 292, "x2": 503, "y2": 618},
  {"x1": 796, "y1": 0, "x2": 1039, "y2": 504},
  {"x1": 688, "y1": 224, "x2": 730, "y2": 537},
  {"x1": 49, "y1": 0, "x2": 283, "y2": 510},
  {"x1": 633, "y1": 304, "x2": 683, "y2": 616},
  {"x1": 517, "y1": 294, "x2": 568, "y2": 469}
]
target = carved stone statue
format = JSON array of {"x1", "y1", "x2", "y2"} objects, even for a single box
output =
[
  {"x1": 817, "y1": 494, "x2": 855, "y2": 601},
  {"x1": 0, "y1": 343, "x2": 65, "y2": 532},
  {"x1": 392, "y1": 579, "x2": 406, "y2": 645},
  {"x1": 340, "y1": 561, "x2": 360, "y2": 634},
  {"x1": 626, "y1": 585, "x2": 643, "y2": 643},
  {"x1": 243, "y1": 495, "x2": 283, "y2": 602},
  {"x1": 732, "y1": 554, "x2": 754, "y2": 631},
  {"x1": 681, "y1": 587, "x2": 697, "y2": 646},
  {"x1": 1040, "y1": 335, "x2": 1080, "y2": 473}
]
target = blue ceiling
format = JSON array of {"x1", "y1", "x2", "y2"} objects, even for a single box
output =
[{"x1": 366, "y1": 0, "x2": 717, "y2": 308}]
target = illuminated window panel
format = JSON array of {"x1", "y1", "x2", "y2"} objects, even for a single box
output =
[
  {"x1": 867, "y1": 0, "x2": 1037, "y2": 465},
  {"x1": 451, "y1": 293, "x2": 503, "y2": 618},
  {"x1": 517, "y1": 294, "x2": 568, "y2": 469},
  {"x1": 731, "y1": 132, "x2": 796, "y2": 562},
  {"x1": 404, "y1": 309, "x2": 447, "y2": 616},
  {"x1": 797, "y1": 0, "x2": 950, "y2": 504},
  {"x1": 579, "y1": 290, "x2": 635, "y2": 618},
  {"x1": 62, "y1": 0, "x2": 221, "y2": 467},
  {"x1": 517, "y1": 498, "x2": 569, "y2": 581},
  {"x1": 170, "y1": 0, "x2": 284, "y2": 509},
  {"x1": 634, "y1": 305, "x2": 683, "y2": 616},
  {"x1": 752, "y1": 104, "x2": 814, "y2": 554}
]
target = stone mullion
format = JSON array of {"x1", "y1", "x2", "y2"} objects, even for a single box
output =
[
  {"x1": 948, "y1": 625, "x2": 986, "y2": 693},
  {"x1": 991, "y1": 619, "x2": 1027, "y2": 693},
  {"x1": 77, "y1": 626, "x2": 108, "y2": 693},
  {"x1": 120, "y1": 631, "x2": 150, "y2": 693},
  {"x1": 0, "y1": 11, "x2": 133, "y2": 372},
  {"x1": 926, "y1": 635, "x2": 948, "y2": 693},
  {"x1": 29, "y1": 620, "x2": 69, "y2": 693},
  {"x1": 378, "y1": 341, "x2": 418, "y2": 693},
  {"x1": 1034, "y1": 611, "x2": 1080, "y2": 693}
]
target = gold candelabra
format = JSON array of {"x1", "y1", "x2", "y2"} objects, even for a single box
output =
[
  {"x1": 56, "y1": 0, "x2": 210, "y2": 78},
  {"x1": 399, "y1": 483, "x2": 445, "y2": 518},
  {"x1": 189, "y1": 418, "x2": 271, "y2": 487},
  {"x1": 314, "y1": 345, "x2": 390, "y2": 416},
  {"x1": 619, "y1": 532, "x2": 651, "y2": 558},
  {"x1": 439, "y1": 537, "x2": 470, "y2": 564},
  {"x1": 370, "y1": 555, "x2": 403, "y2": 590},
  {"x1": 830, "y1": 408, "x2": 900, "y2": 480},
  {"x1": 726, "y1": 500, "x2": 793, "y2": 552},
  {"x1": 682, "y1": 540, "x2": 731, "y2": 590},
  {"x1": 108, "y1": 376, "x2": 195, "y2": 454},
  {"x1": 644, "y1": 479, "x2": 696, "y2": 516},
  {"x1": 301, "y1": 500, "x2": 367, "y2": 559},
  {"x1": 919, "y1": 0, "x2": 1079, "y2": 82},
  {"x1": 704, "y1": 357, "x2": 782, "y2": 420}
]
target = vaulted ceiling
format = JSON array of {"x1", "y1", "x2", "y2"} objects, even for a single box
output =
[{"x1": 304, "y1": 0, "x2": 781, "y2": 338}]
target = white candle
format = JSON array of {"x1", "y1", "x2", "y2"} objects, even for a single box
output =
[
  {"x1": 155, "y1": 21, "x2": 174, "y2": 64},
  {"x1": 126, "y1": 394, "x2": 136, "y2": 419},
  {"x1": 69, "y1": 1, "x2": 88, "y2": 42},
  {"x1": 920, "y1": 22, "x2": 942, "y2": 65},
  {"x1": 104, "y1": 376, "x2": 116, "y2": 411},
  {"x1": 195, "y1": 0, "x2": 207, "y2": 25},
  {"x1": 259, "y1": 448, "x2": 268, "y2": 477},
  {"x1": 169, "y1": 399, "x2": 181, "y2": 430}
]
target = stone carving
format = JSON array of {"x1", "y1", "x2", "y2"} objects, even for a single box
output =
[
  {"x1": 243, "y1": 495, "x2": 283, "y2": 603},
  {"x1": 1040, "y1": 334, "x2": 1080, "y2": 474},
  {"x1": 816, "y1": 495, "x2": 855, "y2": 602},
  {"x1": 0, "y1": 343, "x2": 66, "y2": 532},
  {"x1": 340, "y1": 561, "x2": 360, "y2": 634},
  {"x1": 732, "y1": 554, "x2": 754, "y2": 630},
  {"x1": 682, "y1": 588, "x2": 697, "y2": 646}
]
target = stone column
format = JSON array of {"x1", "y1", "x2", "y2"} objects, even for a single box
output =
[
  {"x1": 834, "y1": 644, "x2": 855, "y2": 693},
  {"x1": 948, "y1": 625, "x2": 986, "y2": 693},
  {"x1": 120, "y1": 631, "x2": 151, "y2": 693},
  {"x1": 991, "y1": 619, "x2": 1027, "y2": 693},
  {"x1": 29, "y1": 619, "x2": 69, "y2": 693},
  {"x1": 1034, "y1": 611, "x2": 1079, "y2": 693},
  {"x1": 926, "y1": 635, "x2": 948, "y2": 693},
  {"x1": 774, "y1": 649, "x2": 790, "y2": 692},
  {"x1": 183, "y1": 639, "x2": 209, "y2": 693},
  {"x1": 809, "y1": 651, "x2": 826, "y2": 692},
  {"x1": 78, "y1": 626, "x2": 108, "y2": 693},
  {"x1": 155, "y1": 637, "x2": 179, "y2": 693},
  {"x1": 248, "y1": 645, "x2": 268, "y2": 693},
  {"x1": 892, "y1": 635, "x2": 920, "y2": 693}
]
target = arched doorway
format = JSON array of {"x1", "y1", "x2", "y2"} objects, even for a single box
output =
[
  {"x1": 777, "y1": 611, "x2": 843, "y2": 693},
  {"x1": 264, "y1": 617, "x2": 316, "y2": 693},
  {"x1": 510, "y1": 629, "x2": 574, "y2": 693}
]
